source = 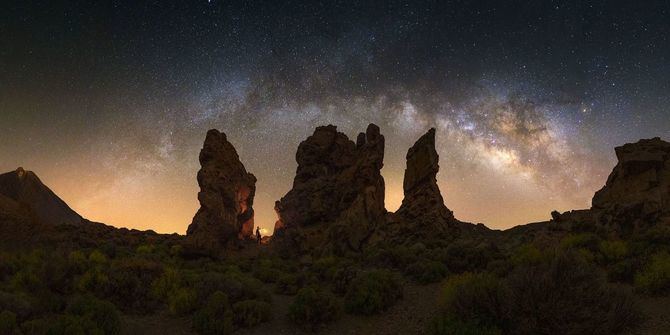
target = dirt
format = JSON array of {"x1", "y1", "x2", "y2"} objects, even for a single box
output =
[{"x1": 627, "y1": 296, "x2": 670, "y2": 335}]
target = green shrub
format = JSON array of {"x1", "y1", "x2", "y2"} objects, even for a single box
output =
[
  {"x1": 599, "y1": 240, "x2": 628, "y2": 262},
  {"x1": 151, "y1": 268, "x2": 182, "y2": 300},
  {"x1": 560, "y1": 233, "x2": 600, "y2": 251},
  {"x1": 193, "y1": 291, "x2": 233, "y2": 335},
  {"x1": 0, "y1": 310, "x2": 20, "y2": 335},
  {"x1": 288, "y1": 287, "x2": 341, "y2": 329},
  {"x1": 169, "y1": 288, "x2": 197, "y2": 316},
  {"x1": 506, "y1": 251, "x2": 641, "y2": 335},
  {"x1": 429, "y1": 316, "x2": 501, "y2": 335},
  {"x1": 194, "y1": 270, "x2": 271, "y2": 304},
  {"x1": 510, "y1": 244, "x2": 542, "y2": 266},
  {"x1": 344, "y1": 269, "x2": 403, "y2": 315},
  {"x1": 405, "y1": 259, "x2": 448, "y2": 284},
  {"x1": 76, "y1": 269, "x2": 110, "y2": 295},
  {"x1": 232, "y1": 300, "x2": 271, "y2": 327},
  {"x1": 635, "y1": 251, "x2": 670, "y2": 295},
  {"x1": 66, "y1": 295, "x2": 121, "y2": 335},
  {"x1": 438, "y1": 272, "x2": 509, "y2": 329},
  {"x1": 107, "y1": 257, "x2": 163, "y2": 311},
  {"x1": 88, "y1": 250, "x2": 108, "y2": 267}
]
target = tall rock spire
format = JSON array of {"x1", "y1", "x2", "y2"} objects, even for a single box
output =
[
  {"x1": 186, "y1": 129, "x2": 257, "y2": 251},
  {"x1": 396, "y1": 128, "x2": 455, "y2": 232}
]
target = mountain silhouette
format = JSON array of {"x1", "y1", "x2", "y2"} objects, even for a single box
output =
[{"x1": 0, "y1": 167, "x2": 83, "y2": 226}]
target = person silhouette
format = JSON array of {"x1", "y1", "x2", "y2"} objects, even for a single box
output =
[{"x1": 255, "y1": 226, "x2": 262, "y2": 245}]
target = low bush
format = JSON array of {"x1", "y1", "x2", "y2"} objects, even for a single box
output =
[
  {"x1": 168, "y1": 287, "x2": 197, "y2": 316},
  {"x1": 438, "y1": 272, "x2": 509, "y2": 329},
  {"x1": 274, "y1": 273, "x2": 299, "y2": 295},
  {"x1": 435, "y1": 252, "x2": 641, "y2": 335},
  {"x1": 344, "y1": 269, "x2": 403, "y2": 315},
  {"x1": 232, "y1": 299, "x2": 271, "y2": 327},
  {"x1": 635, "y1": 251, "x2": 670, "y2": 295},
  {"x1": 288, "y1": 287, "x2": 341, "y2": 329},
  {"x1": 507, "y1": 251, "x2": 640, "y2": 335},
  {"x1": 404, "y1": 259, "x2": 448, "y2": 284},
  {"x1": 599, "y1": 240, "x2": 629, "y2": 262},
  {"x1": 193, "y1": 291, "x2": 233, "y2": 335},
  {"x1": 66, "y1": 295, "x2": 121, "y2": 335}
]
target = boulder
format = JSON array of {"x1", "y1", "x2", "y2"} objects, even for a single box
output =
[{"x1": 186, "y1": 129, "x2": 257, "y2": 251}]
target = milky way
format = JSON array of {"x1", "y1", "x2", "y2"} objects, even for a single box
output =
[{"x1": 1, "y1": 1, "x2": 669, "y2": 233}]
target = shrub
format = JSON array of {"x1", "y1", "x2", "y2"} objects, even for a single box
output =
[
  {"x1": 560, "y1": 233, "x2": 600, "y2": 251},
  {"x1": 66, "y1": 295, "x2": 121, "y2": 335},
  {"x1": 194, "y1": 270, "x2": 270, "y2": 304},
  {"x1": 193, "y1": 291, "x2": 233, "y2": 335},
  {"x1": 635, "y1": 251, "x2": 670, "y2": 295},
  {"x1": 506, "y1": 251, "x2": 641, "y2": 335},
  {"x1": 599, "y1": 240, "x2": 628, "y2": 262},
  {"x1": 429, "y1": 316, "x2": 501, "y2": 335},
  {"x1": 510, "y1": 244, "x2": 543, "y2": 266},
  {"x1": 344, "y1": 269, "x2": 403, "y2": 315},
  {"x1": 232, "y1": 300, "x2": 271, "y2": 327},
  {"x1": 438, "y1": 272, "x2": 509, "y2": 329},
  {"x1": 0, "y1": 310, "x2": 19, "y2": 335},
  {"x1": 405, "y1": 259, "x2": 448, "y2": 284},
  {"x1": 275, "y1": 273, "x2": 299, "y2": 295},
  {"x1": 169, "y1": 288, "x2": 197, "y2": 316},
  {"x1": 107, "y1": 257, "x2": 163, "y2": 311},
  {"x1": 288, "y1": 287, "x2": 341, "y2": 329}
]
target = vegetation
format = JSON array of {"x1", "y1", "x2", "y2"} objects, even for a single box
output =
[
  {"x1": 0, "y1": 220, "x2": 663, "y2": 334},
  {"x1": 288, "y1": 287, "x2": 342, "y2": 329},
  {"x1": 344, "y1": 269, "x2": 403, "y2": 315}
]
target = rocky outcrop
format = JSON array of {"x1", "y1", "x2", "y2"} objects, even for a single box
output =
[
  {"x1": 0, "y1": 167, "x2": 83, "y2": 226},
  {"x1": 395, "y1": 128, "x2": 455, "y2": 235},
  {"x1": 186, "y1": 129, "x2": 257, "y2": 251},
  {"x1": 550, "y1": 137, "x2": 670, "y2": 234},
  {"x1": 273, "y1": 124, "x2": 385, "y2": 254},
  {"x1": 590, "y1": 137, "x2": 670, "y2": 230}
]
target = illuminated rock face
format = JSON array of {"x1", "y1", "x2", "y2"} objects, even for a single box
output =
[
  {"x1": 273, "y1": 124, "x2": 385, "y2": 253},
  {"x1": 186, "y1": 129, "x2": 256, "y2": 251}
]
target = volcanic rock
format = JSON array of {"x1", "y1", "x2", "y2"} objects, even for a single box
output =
[
  {"x1": 0, "y1": 167, "x2": 83, "y2": 226},
  {"x1": 590, "y1": 137, "x2": 670, "y2": 230},
  {"x1": 273, "y1": 124, "x2": 386, "y2": 254},
  {"x1": 395, "y1": 128, "x2": 456, "y2": 236},
  {"x1": 186, "y1": 129, "x2": 257, "y2": 251}
]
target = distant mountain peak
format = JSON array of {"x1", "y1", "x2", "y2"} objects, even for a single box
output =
[{"x1": 0, "y1": 168, "x2": 83, "y2": 226}]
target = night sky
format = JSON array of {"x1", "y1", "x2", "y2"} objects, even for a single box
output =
[{"x1": 2, "y1": 1, "x2": 669, "y2": 234}]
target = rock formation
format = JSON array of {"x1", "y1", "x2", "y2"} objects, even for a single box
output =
[
  {"x1": 551, "y1": 137, "x2": 670, "y2": 234},
  {"x1": 186, "y1": 129, "x2": 257, "y2": 251},
  {"x1": 0, "y1": 167, "x2": 83, "y2": 226},
  {"x1": 591, "y1": 137, "x2": 670, "y2": 230},
  {"x1": 395, "y1": 128, "x2": 456, "y2": 235},
  {"x1": 273, "y1": 124, "x2": 386, "y2": 254}
]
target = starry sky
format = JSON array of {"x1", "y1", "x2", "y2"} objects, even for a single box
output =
[{"x1": 1, "y1": 0, "x2": 669, "y2": 234}]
